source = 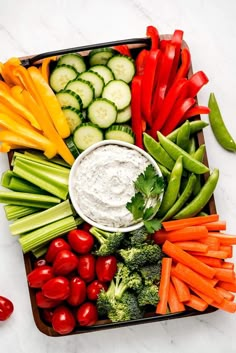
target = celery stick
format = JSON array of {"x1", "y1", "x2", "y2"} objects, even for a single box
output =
[
  {"x1": 19, "y1": 215, "x2": 77, "y2": 253},
  {"x1": 1, "y1": 170, "x2": 45, "y2": 194},
  {"x1": 32, "y1": 245, "x2": 48, "y2": 258},
  {"x1": 23, "y1": 151, "x2": 71, "y2": 168},
  {"x1": 13, "y1": 158, "x2": 69, "y2": 200},
  {"x1": 4, "y1": 205, "x2": 41, "y2": 221},
  {"x1": 10, "y1": 200, "x2": 73, "y2": 235},
  {"x1": 0, "y1": 190, "x2": 61, "y2": 208}
]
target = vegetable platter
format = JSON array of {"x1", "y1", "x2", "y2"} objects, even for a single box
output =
[{"x1": 0, "y1": 25, "x2": 235, "y2": 337}]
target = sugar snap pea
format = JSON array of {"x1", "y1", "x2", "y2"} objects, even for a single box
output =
[
  {"x1": 166, "y1": 120, "x2": 209, "y2": 142},
  {"x1": 187, "y1": 137, "x2": 197, "y2": 155},
  {"x1": 208, "y1": 93, "x2": 236, "y2": 152},
  {"x1": 157, "y1": 156, "x2": 183, "y2": 218},
  {"x1": 156, "y1": 163, "x2": 171, "y2": 180},
  {"x1": 161, "y1": 173, "x2": 197, "y2": 221},
  {"x1": 157, "y1": 131, "x2": 209, "y2": 174},
  {"x1": 176, "y1": 120, "x2": 191, "y2": 151},
  {"x1": 173, "y1": 168, "x2": 219, "y2": 219},
  {"x1": 192, "y1": 144, "x2": 206, "y2": 196}
]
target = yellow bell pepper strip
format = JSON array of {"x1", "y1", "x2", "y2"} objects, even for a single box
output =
[
  {"x1": 0, "y1": 81, "x2": 11, "y2": 94},
  {"x1": 41, "y1": 56, "x2": 57, "y2": 84},
  {"x1": 0, "y1": 113, "x2": 57, "y2": 158},
  {"x1": 21, "y1": 89, "x2": 74, "y2": 165},
  {"x1": 10, "y1": 85, "x2": 25, "y2": 105},
  {"x1": 28, "y1": 66, "x2": 70, "y2": 139},
  {"x1": 0, "y1": 88, "x2": 41, "y2": 129},
  {"x1": 0, "y1": 102, "x2": 33, "y2": 129},
  {"x1": 0, "y1": 142, "x2": 12, "y2": 152}
]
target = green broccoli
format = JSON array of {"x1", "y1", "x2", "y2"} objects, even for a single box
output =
[
  {"x1": 139, "y1": 262, "x2": 162, "y2": 286},
  {"x1": 137, "y1": 284, "x2": 160, "y2": 307},
  {"x1": 97, "y1": 280, "x2": 115, "y2": 316},
  {"x1": 129, "y1": 227, "x2": 149, "y2": 246},
  {"x1": 108, "y1": 292, "x2": 143, "y2": 322},
  {"x1": 114, "y1": 262, "x2": 143, "y2": 299},
  {"x1": 90, "y1": 227, "x2": 124, "y2": 256}
]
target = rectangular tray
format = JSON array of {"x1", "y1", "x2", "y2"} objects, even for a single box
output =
[{"x1": 7, "y1": 35, "x2": 217, "y2": 336}]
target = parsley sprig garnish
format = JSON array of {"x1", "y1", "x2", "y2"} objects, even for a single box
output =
[{"x1": 126, "y1": 164, "x2": 164, "y2": 233}]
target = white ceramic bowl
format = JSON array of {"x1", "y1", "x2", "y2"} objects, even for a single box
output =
[{"x1": 69, "y1": 140, "x2": 163, "y2": 233}]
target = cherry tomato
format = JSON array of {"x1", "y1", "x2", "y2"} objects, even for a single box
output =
[
  {"x1": 96, "y1": 255, "x2": 117, "y2": 282},
  {"x1": 36, "y1": 291, "x2": 62, "y2": 309},
  {"x1": 67, "y1": 276, "x2": 87, "y2": 306},
  {"x1": 42, "y1": 277, "x2": 70, "y2": 300},
  {"x1": 34, "y1": 258, "x2": 47, "y2": 268},
  {"x1": 76, "y1": 302, "x2": 98, "y2": 326},
  {"x1": 52, "y1": 305, "x2": 76, "y2": 335},
  {"x1": 41, "y1": 308, "x2": 54, "y2": 323},
  {"x1": 53, "y1": 249, "x2": 78, "y2": 276},
  {"x1": 87, "y1": 280, "x2": 107, "y2": 301},
  {"x1": 45, "y1": 238, "x2": 71, "y2": 263},
  {"x1": 67, "y1": 229, "x2": 94, "y2": 254},
  {"x1": 27, "y1": 266, "x2": 54, "y2": 288},
  {"x1": 0, "y1": 296, "x2": 14, "y2": 321},
  {"x1": 77, "y1": 254, "x2": 96, "y2": 282},
  {"x1": 82, "y1": 222, "x2": 92, "y2": 232}
]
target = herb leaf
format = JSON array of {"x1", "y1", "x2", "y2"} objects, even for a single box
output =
[
  {"x1": 126, "y1": 192, "x2": 145, "y2": 220},
  {"x1": 143, "y1": 218, "x2": 162, "y2": 234},
  {"x1": 135, "y1": 164, "x2": 164, "y2": 198}
]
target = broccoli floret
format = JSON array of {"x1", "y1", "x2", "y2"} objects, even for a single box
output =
[
  {"x1": 142, "y1": 243, "x2": 163, "y2": 264},
  {"x1": 139, "y1": 262, "x2": 162, "y2": 286},
  {"x1": 97, "y1": 280, "x2": 115, "y2": 316},
  {"x1": 129, "y1": 227, "x2": 149, "y2": 246},
  {"x1": 114, "y1": 262, "x2": 143, "y2": 299},
  {"x1": 108, "y1": 292, "x2": 143, "y2": 322},
  {"x1": 90, "y1": 227, "x2": 124, "y2": 256},
  {"x1": 138, "y1": 284, "x2": 160, "y2": 307}
]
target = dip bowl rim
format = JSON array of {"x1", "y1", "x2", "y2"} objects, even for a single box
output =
[{"x1": 69, "y1": 139, "x2": 164, "y2": 233}]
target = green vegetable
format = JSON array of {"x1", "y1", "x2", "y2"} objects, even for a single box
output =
[
  {"x1": 128, "y1": 227, "x2": 149, "y2": 247},
  {"x1": 107, "y1": 291, "x2": 143, "y2": 322},
  {"x1": 1, "y1": 170, "x2": 45, "y2": 194},
  {"x1": 166, "y1": 120, "x2": 209, "y2": 142},
  {"x1": 137, "y1": 284, "x2": 159, "y2": 307},
  {"x1": 139, "y1": 262, "x2": 162, "y2": 286},
  {"x1": 208, "y1": 93, "x2": 236, "y2": 152},
  {"x1": 4, "y1": 205, "x2": 41, "y2": 221},
  {"x1": 89, "y1": 227, "x2": 124, "y2": 256},
  {"x1": 187, "y1": 137, "x2": 197, "y2": 155},
  {"x1": 176, "y1": 120, "x2": 191, "y2": 151},
  {"x1": 0, "y1": 190, "x2": 60, "y2": 208},
  {"x1": 192, "y1": 144, "x2": 206, "y2": 196}
]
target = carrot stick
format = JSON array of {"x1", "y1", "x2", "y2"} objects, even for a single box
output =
[
  {"x1": 207, "y1": 232, "x2": 236, "y2": 245},
  {"x1": 153, "y1": 226, "x2": 208, "y2": 244},
  {"x1": 213, "y1": 268, "x2": 235, "y2": 283},
  {"x1": 196, "y1": 273, "x2": 218, "y2": 287},
  {"x1": 199, "y1": 236, "x2": 220, "y2": 250},
  {"x1": 221, "y1": 262, "x2": 234, "y2": 270},
  {"x1": 171, "y1": 275, "x2": 191, "y2": 302},
  {"x1": 174, "y1": 241, "x2": 208, "y2": 253},
  {"x1": 189, "y1": 286, "x2": 214, "y2": 304},
  {"x1": 162, "y1": 214, "x2": 219, "y2": 231},
  {"x1": 204, "y1": 221, "x2": 226, "y2": 231},
  {"x1": 189, "y1": 250, "x2": 229, "y2": 259},
  {"x1": 172, "y1": 263, "x2": 223, "y2": 304},
  {"x1": 219, "y1": 245, "x2": 233, "y2": 258},
  {"x1": 185, "y1": 294, "x2": 208, "y2": 312},
  {"x1": 211, "y1": 298, "x2": 236, "y2": 313},
  {"x1": 215, "y1": 286, "x2": 235, "y2": 301},
  {"x1": 156, "y1": 257, "x2": 172, "y2": 314},
  {"x1": 218, "y1": 280, "x2": 236, "y2": 293},
  {"x1": 162, "y1": 240, "x2": 216, "y2": 279},
  {"x1": 193, "y1": 255, "x2": 222, "y2": 268},
  {"x1": 167, "y1": 281, "x2": 185, "y2": 313}
]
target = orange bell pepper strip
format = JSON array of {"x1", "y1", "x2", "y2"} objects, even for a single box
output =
[
  {"x1": 0, "y1": 102, "x2": 33, "y2": 129},
  {"x1": 0, "y1": 81, "x2": 11, "y2": 94},
  {"x1": 0, "y1": 142, "x2": 12, "y2": 152},
  {"x1": 0, "y1": 113, "x2": 57, "y2": 158},
  {"x1": 10, "y1": 85, "x2": 25, "y2": 105},
  {"x1": 41, "y1": 56, "x2": 57, "y2": 84},
  {"x1": 0, "y1": 58, "x2": 23, "y2": 86},
  {"x1": 28, "y1": 66, "x2": 70, "y2": 139}
]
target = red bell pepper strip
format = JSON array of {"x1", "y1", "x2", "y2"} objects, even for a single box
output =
[
  {"x1": 151, "y1": 78, "x2": 188, "y2": 137},
  {"x1": 141, "y1": 49, "x2": 161, "y2": 125},
  {"x1": 146, "y1": 25, "x2": 160, "y2": 50},
  {"x1": 173, "y1": 47, "x2": 191, "y2": 83},
  {"x1": 188, "y1": 71, "x2": 209, "y2": 98},
  {"x1": 135, "y1": 49, "x2": 149, "y2": 76},
  {"x1": 183, "y1": 105, "x2": 210, "y2": 119},
  {"x1": 131, "y1": 75, "x2": 144, "y2": 149},
  {"x1": 151, "y1": 43, "x2": 176, "y2": 119},
  {"x1": 114, "y1": 45, "x2": 132, "y2": 57},
  {"x1": 161, "y1": 97, "x2": 196, "y2": 136},
  {"x1": 168, "y1": 30, "x2": 184, "y2": 88}
]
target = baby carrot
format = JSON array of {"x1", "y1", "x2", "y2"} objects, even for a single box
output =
[
  {"x1": 167, "y1": 281, "x2": 185, "y2": 313},
  {"x1": 162, "y1": 214, "x2": 219, "y2": 231},
  {"x1": 156, "y1": 257, "x2": 172, "y2": 314}
]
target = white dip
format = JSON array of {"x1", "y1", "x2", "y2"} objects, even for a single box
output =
[{"x1": 72, "y1": 144, "x2": 151, "y2": 228}]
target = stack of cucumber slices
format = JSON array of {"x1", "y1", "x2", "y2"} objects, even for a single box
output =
[{"x1": 49, "y1": 48, "x2": 136, "y2": 154}]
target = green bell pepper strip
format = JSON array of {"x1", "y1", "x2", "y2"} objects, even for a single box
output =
[{"x1": 208, "y1": 92, "x2": 236, "y2": 152}]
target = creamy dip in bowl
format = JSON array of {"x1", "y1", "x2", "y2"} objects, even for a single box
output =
[{"x1": 69, "y1": 140, "x2": 163, "y2": 232}]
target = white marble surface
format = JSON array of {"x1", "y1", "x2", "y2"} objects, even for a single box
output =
[{"x1": 0, "y1": 0, "x2": 236, "y2": 352}]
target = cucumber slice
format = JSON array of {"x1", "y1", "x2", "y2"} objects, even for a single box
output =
[
  {"x1": 73, "y1": 123, "x2": 103, "y2": 150},
  {"x1": 62, "y1": 106, "x2": 84, "y2": 133},
  {"x1": 102, "y1": 79, "x2": 131, "y2": 111},
  {"x1": 89, "y1": 48, "x2": 116, "y2": 66},
  {"x1": 56, "y1": 90, "x2": 83, "y2": 110},
  {"x1": 79, "y1": 71, "x2": 104, "y2": 98},
  {"x1": 105, "y1": 125, "x2": 135, "y2": 144},
  {"x1": 49, "y1": 64, "x2": 78, "y2": 92},
  {"x1": 107, "y1": 55, "x2": 135, "y2": 83},
  {"x1": 88, "y1": 98, "x2": 117, "y2": 129},
  {"x1": 66, "y1": 79, "x2": 94, "y2": 109},
  {"x1": 65, "y1": 136, "x2": 80, "y2": 158},
  {"x1": 89, "y1": 65, "x2": 114, "y2": 85},
  {"x1": 57, "y1": 53, "x2": 86, "y2": 73},
  {"x1": 116, "y1": 105, "x2": 131, "y2": 123}
]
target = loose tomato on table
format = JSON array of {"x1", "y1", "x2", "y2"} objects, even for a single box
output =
[
  {"x1": 0, "y1": 296, "x2": 14, "y2": 321},
  {"x1": 67, "y1": 229, "x2": 94, "y2": 254},
  {"x1": 45, "y1": 238, "x2": 71, "y2": 263},
  {"x1": 76, "y1": 302, "x2": 98, "y2": 326},
  {"x1": 52, "y1": 305, "x2": 76, "y2": 335},
  {"x1": 67, "y1": 276, "x2": 87, "y2": 306},
  {"x1": 77, "y1": 254, "x2": 96, "y2": 283},
  {"x1": 27, "y1": 266, "x2": 54, "y2": 288},
  {"x1": 53, "y1": 249, "x2": 79, "y2": 276}
]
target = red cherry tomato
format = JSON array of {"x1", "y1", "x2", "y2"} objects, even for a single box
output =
[
  {"x1": 76, "y1": 302, "x2": 98, "y2": 326},
  {"x1": 41, "y1": 308, "x2": 54, "y2": 323},
  {"x1": 34, "y1": 258, "x2": 47, "y2": 268},
  {"x1": 45, "y1": 238, "x2": 71, "y2": 263},
  {"x1": 67, "y1": 277, "x2": 86, "y2": 306},
  {"x1": 87, "y1": 280, "x2": 107, "y2": 301},
  {"x1": 27, "y1": 266, "x2": 54, "y2": 288},
  {"x1": 52, "y1": 305, "x2": 76, "y2": 335},
  {"x1": 82, "y1": 223, "x2": 92, "y2": 232},
  {"x1": 0, "y1": 296, "x2": 14, "y2": 321},
  {"x1": 53, "y1": 250, "x2": 78, "y2": 276},
  {"x1": 67, "y1": 229, "x2": 94, "y2": 254},
  {"x1": 42, "y1": 277, "x2": 70, "y2": 300},
  {"x1": 96, "y1": 255, "x2": 117, "y2": 282},
  {"x1": 77, "y1": 254, "x2": 96, "y2": 282},
  {"x1": 36, "y1": 291, "x2": 62, "y2": 309}
]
